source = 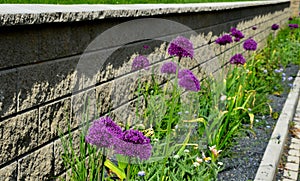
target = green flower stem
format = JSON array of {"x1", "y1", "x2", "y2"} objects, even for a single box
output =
[
  {"x1": 99, "y1": 148, "x2": 106, "y2": 181},
  {"x1": 161, "y1": 57, "x2": 181, "y2": 180},
  {"x1": 126, "y1": 158, "x2": 131, "y2": 181},
  {"x1": 164, "y1": 57, "x2": 181, "y2": 155}
]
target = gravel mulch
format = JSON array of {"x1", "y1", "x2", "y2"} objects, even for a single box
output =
[{"x1": 217, "y1": 64, "x2": 299, "y2": 181}]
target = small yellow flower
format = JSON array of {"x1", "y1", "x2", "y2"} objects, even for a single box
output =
[
  {"x1": 209, "y1": 145, "x2": 222, "y2": 157},
  {"x1": 202, "y1": 152, "x2": 211, "y2": 162}
]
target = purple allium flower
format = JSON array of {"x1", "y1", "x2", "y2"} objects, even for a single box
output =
[
  {"x1": 122, "y1": 129, "x2": 150, "y2": 144},
  {"x1": 168, "y1": 36, "x2": 194, "y2": 59},
  {"x1": 215, "y1": 34, "x2": 233, "y2": 45},
  {"x1": 289, "y1": 17, "x2": 293, "y2": 20},
  {"x1": 143, "y1": 45, "x2": 149, "y2": 49},
  {"x1": 289, "y1": 24, "x2": 299, "y2": 29},
  {"x1": 178, "y1": 69, "x2": 194, "y2": 79},
  {"x1": 115, "y1": 130, "x2": 152, "y2": 160},
  {"x1": 85, "y1": 116, "x2": 123, "y2": 148},
  {"x1": 230, "y1": 27, "x2": 244, "y2": 42},
  {"x1": 271, "y1": 24, "x2": 279, "y2": 30},
  {"x1": 252, "y1": 26, "x2": 257, "y2": 30},
  {"x1": 243, "y1": 38, "x2": 257, "y2": 51},
  {"x1": 131, "y1": 55, "x2": 150, "y2": 71},
  {"x1": 161, "y1": 61, "x2": 178, "y2": 74},
  {"x1": 178, "y1": 69, "x2": 200, "y2": 92},
  {"x1": 229, "y1": 54, "x2": 246, "y2": 65}
]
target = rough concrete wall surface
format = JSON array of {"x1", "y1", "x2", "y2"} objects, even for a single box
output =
[
  {"x1": 0, "y1": 1, "x2": 291, "y2": 180},
  {"x1": 290, "y1": 0, "x2": 300, "y2": 16}
]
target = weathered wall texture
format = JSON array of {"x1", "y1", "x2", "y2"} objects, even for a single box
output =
[
  {"x1": 0, "y1": 1, "x2": 291, "y2": 180},
  {"x1": 291, "y1": 0, "x2": 300, "y2": 16}
]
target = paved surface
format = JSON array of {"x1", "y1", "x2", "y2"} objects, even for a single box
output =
[
  {"x1": 281, "y1": 97, "x2": 300, "y2": 181},
  {"x1": 255, "y1": 70, "x2": 300, "y2": 181},
  {"x1": 0, "y1": 0, "x2": 290, "y2": 26}
]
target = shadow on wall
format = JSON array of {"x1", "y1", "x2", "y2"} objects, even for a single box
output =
[{"x1": 0, "y1": 2, "x2": 290, "y2": 179}]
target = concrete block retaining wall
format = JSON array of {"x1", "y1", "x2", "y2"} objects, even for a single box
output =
[{"x1": 0, "y1": 1, "x2": 291, "y2": 180}]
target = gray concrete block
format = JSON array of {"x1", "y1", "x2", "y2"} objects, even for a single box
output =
[
  {"x1": 0, "y1": 27, "x2": 39, "y2": 69},
  {"x1": 39, "y1": 98, "x2": 71, "y2": 145},
  {"x1": 0, "y1": 162, "x2": 17, "y2": 181},
  {"x1": 71, "y1": 89, "x2": 97, "y2": 127},
  {"x1": 95, "y1": 82, "x2": 113, "y2": 116},
  {"x1": 17, "y1": 57, "x2": 78, "y2": 111},
  {"x1": 53, "y1": 130, "x2": 83, "y2": 177},
  {"x1": 54, "y1": 139, "x2": 65, "y2": 176},
  {"x1": 0, "y1": 109, "x2": 38, "y2": 164},
  {"x1": 18, "y1": 143, "x2": 54, "y2": 180},
  {"x1": 0, "y1": 69, "x2": 17, "y2": 118},
  {"x1": 38, "y1": 25, "x2": 72, "y2": 61}
]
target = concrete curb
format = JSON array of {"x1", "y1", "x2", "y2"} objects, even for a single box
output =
[{"x1": 254, "y1": 70, "x2": 300, "y2": 181}]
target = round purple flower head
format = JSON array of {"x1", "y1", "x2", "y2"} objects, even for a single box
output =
[
  {"x1": 230, "y1": 54, "x2": 246, "y2": 65},
  {"x1": 178, "y1": 69, "x2": 200, "y2": 92},
  {"x1": 271, "y1": 24, "x2": 279, "y2": 30},
  {"x1": 161, "y1": 61, "x2": 178, "y2": 75},
  {"x1": 230, "y1": 27, "x2": 244, "y2": 42},
  {"x1": 252, "y1": 26, "x2": 257, "y2": 30},
  {"x1": 132, "y1": 55, "x2": 150, "y2": 71},
  {"x1": 178, "y1": 69, "x2": 194, "y2": 79},
  {"x1": 215, "y1": 34, "x2": 233, "y2": 45},
  {"x1": 289, "y1": 24, "x2": 299, "y2": 29},
  {"x1": 289, "y1": 17, "x2": 293, "y2": 20},
  {"x1": 243, "y1": 38, "x2": 257, "y2": 51},
  {"x1": 115, "y1": 129, "x2": 152, "y2": 160},
  {"x1": 85, "y1": 116, "x2": 123, "y2": 148},
  {"x1": 168, "y1": 36, "x2": 194, "y2": 59}
]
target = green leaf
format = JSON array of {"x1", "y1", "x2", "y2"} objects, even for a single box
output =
[
  {"x1": 104, "y1": 159, "x2": 126, "y2": 180},
  {"x1": 116, "y1": 155, "x2": 128, "y2": 171},
  {"x1": 176, "y1": 131, "x2": 190, "y2": 156}
]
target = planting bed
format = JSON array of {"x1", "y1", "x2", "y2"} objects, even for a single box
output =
[
  {"x1": 0, "y1": 1, "x2": 297, "y2": 179},
  {"x1": 58, "y1": 18, "x2": 300, "y2": 180},
  {"x1": 218, "y1": 64, "x2": 299, "y2": 181}
]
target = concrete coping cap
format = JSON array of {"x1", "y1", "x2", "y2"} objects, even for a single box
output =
[{"x1": 0, "y1": 0, "x2": 290, "y2": 26}]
